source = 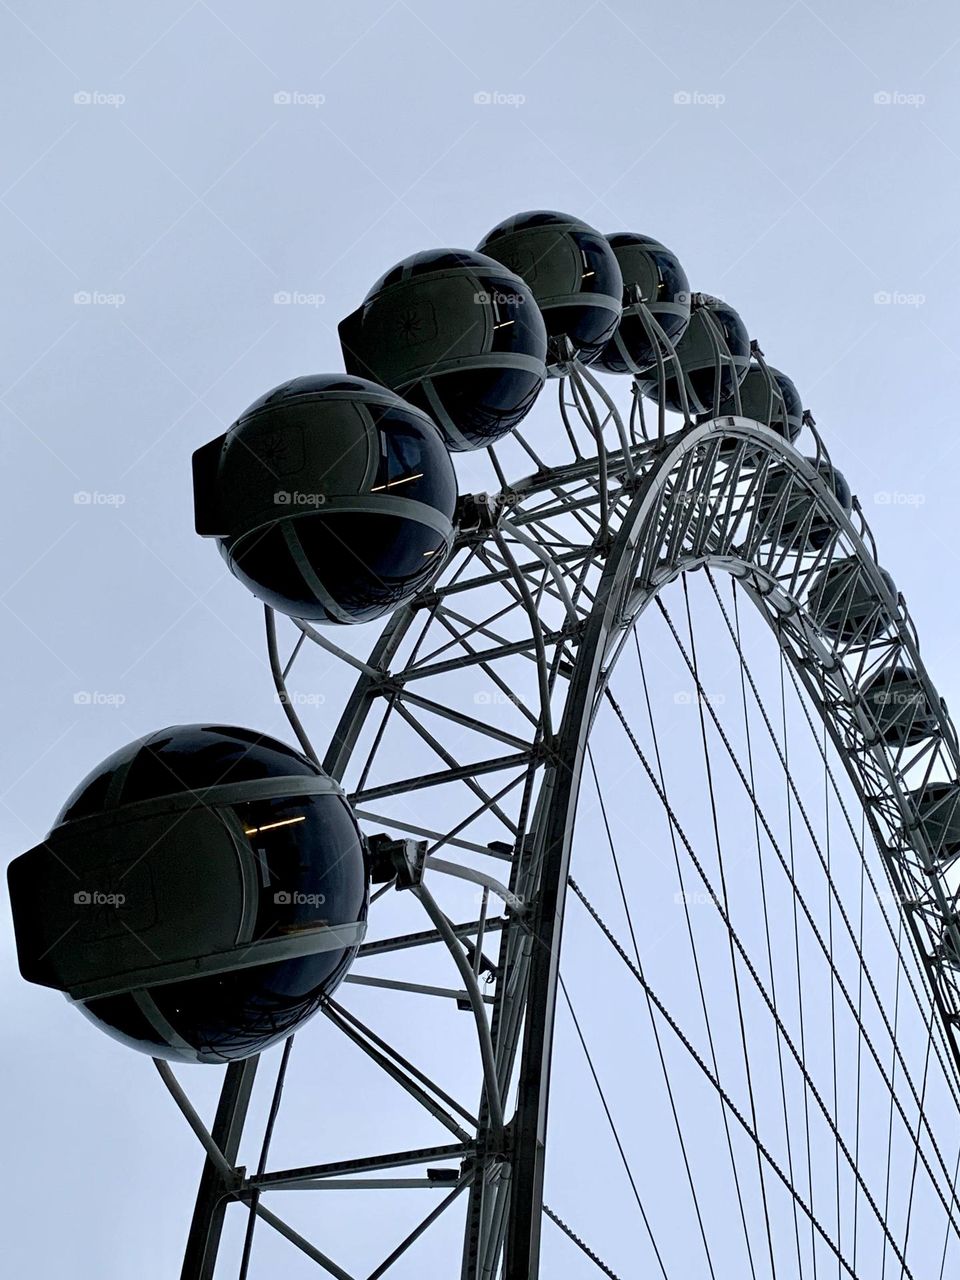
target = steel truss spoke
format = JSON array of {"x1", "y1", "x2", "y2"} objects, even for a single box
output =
[
  {"x1": 388, "y1": 699, "x2": 527, "y2": 830},
  {"x1": 602, "y1": 682, "x2": 960, "y2": 1247},
  {"x1": 647, "y1": 601, "x2": 960, "y2": 1230},
  {"x1": 349, "y1": 750, "x2": 535, "y2": 806},
  {"x1": 352, "y1": 810, "x2": 507, "y2": 860},
  {"x1": 342, "y1": 972, "x2": 495, "y2": 1003},
  {"x1": 177, "y1": 410, "x2": 960, "y2": 1280},
  {"x1": 357, "y1": 915, "x2": 508, "y2": 959},
  {"x1": 716, "y1": 569, "x2": 960, "y2": 1114},
  {"x1": 250, "y1": 1142, "x2": 473, "y2": 1191},
  {"x1": 675, "y1": 586, "x2": 958, "y2": 1135},
  {"x1": 252, "y1": 1204, "x2": 356, "y2": 1280},
  {"x1": 238, "y1": 1036, "x2": 294, "y2": 1280},
  {"x1": 321, "y1": 999, "x2": 477, "y2": 1139},
  {"x1": 413, "y1": 598, "x2": 534, "y2": 669},
  {"x1": 366, "y1": 1177, "x2": 472, "y2": 1280},
  {"x1": 569, "y1": 877, "x2": 876, "y2": 1280}
]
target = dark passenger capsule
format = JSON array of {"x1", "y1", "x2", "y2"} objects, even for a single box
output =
[
  {"x1": 755, "y1": 459, "x2": 853, "y2": 551},
  {"x1": 719, "y1": 363, "x2": 803, "y2": 443},
  {"x1": 807, "y1": 559, "x2": 896, "y2": 643},
  {"x1": 192, "y1": 374, "x2": 458, "y2": 624},
  {"x1": 476, "y1": 210, "x2": 623, "y2": 372},
  {"x1": 636, "y1": 296, "x2": 750, "y2": 416},
  {"x1": 861, "y1": 665, "x2": 938, "y2": 746},
  {"x1": 7, "y1": 725, "x2": 369, "y2": 1063},
  {"x1": 338, "y1": 249, "x2": 547, "y2": 450},
  {"x1": 910, "y1": 782, "x2": 960, "y2": 864},
  {"x1": 589, "y1": 232, "x2": 690, "y2": 375}
]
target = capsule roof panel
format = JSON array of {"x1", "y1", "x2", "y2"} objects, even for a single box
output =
[
  {"x1": 607, "y1": 232, "x2": 669, "y2": 251},
  {"x1": 237, "y1": 373, "x2": 397, "y2": 422},
  {"x1": 368, "y1": 248, "x2": 520, "y2": 297},
  {"x1": 481, "y1": 209, "x2": 598, "y2": 238},
  {"x1": 57, "y1": 724, "x2": 320, "y2": 825},
  {"x1": 605, "y1": 233, "x2": 689, "y2": 301}
]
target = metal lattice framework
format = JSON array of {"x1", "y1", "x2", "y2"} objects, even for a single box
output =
[{"x1": 157, "y1": 354, "x2": 960, "y2": 1280}]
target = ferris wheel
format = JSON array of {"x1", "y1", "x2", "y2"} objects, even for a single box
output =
[{"x1": 10, "y1": 211, "x2": 960, "y2": 1279}]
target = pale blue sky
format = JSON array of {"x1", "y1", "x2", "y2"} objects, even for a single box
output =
[{"x1": 3, "y1": 2, "x2": 960, "y2": 1275}]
